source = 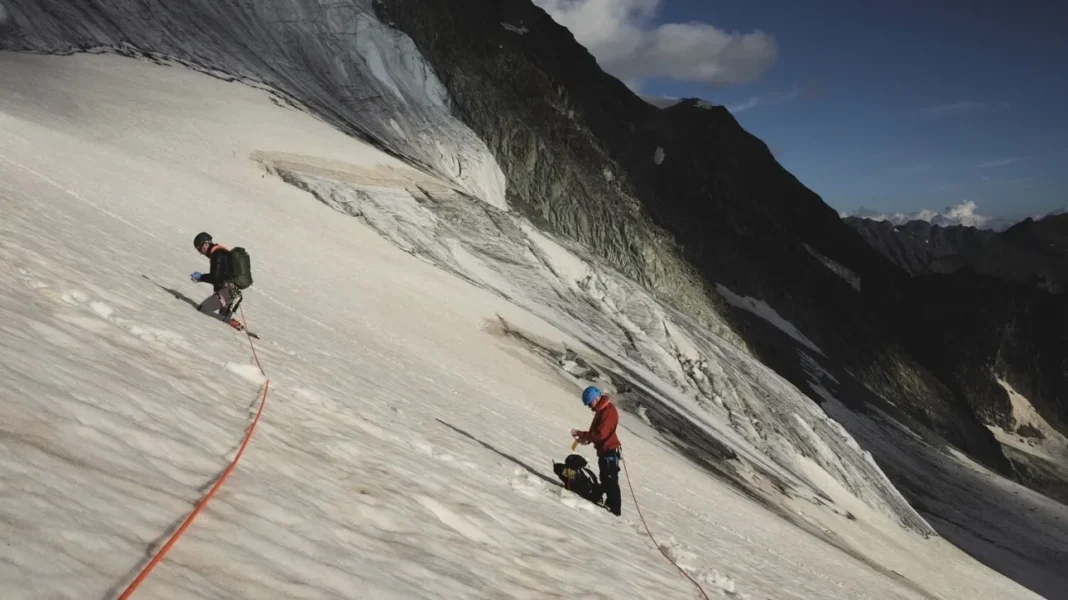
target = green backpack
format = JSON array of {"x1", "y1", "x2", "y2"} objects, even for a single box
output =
[{"x1": 230, "y1": 246, "x2": 254, "y2": 290}]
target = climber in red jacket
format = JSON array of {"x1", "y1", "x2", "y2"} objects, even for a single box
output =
[{"x1": 572, "y1": 386, "x2": 622, "y2": 516}]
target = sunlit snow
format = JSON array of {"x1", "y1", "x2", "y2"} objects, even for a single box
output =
[{"x1": 0, "y1": 51, "x2": 1054, "y2": 599}]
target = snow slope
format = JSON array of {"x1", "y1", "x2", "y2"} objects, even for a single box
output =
[
  {"x1": 0, "y1": 0, "x2": 507, "y2": 211},
  {"x1": 0, "y1": 52, "x2": 1048, "y2": 600}
]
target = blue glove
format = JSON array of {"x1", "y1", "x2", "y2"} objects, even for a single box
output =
[{"x1": 191, "y1": 271, "x2": 202, "y2": 282}]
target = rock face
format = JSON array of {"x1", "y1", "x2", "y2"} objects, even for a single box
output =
[
  {"x1": 893, "y1": 268, "x2": 1066, "y2": 427},
  {"x1": 846, "y1": 214, "x2": 1068, "y2": 293},
  {"x1": 843, "y1": 217, "x2": 995, "y2": 275},
  {"x1": 843, "y1": 214, "x2": 1068, "y2": 442},
  {"x1": 374, "y1": 0, "x2": 1018, "y2": 471},
  {"x1": 939, "y1": 215, "x2": 1068, "y2": 293}
]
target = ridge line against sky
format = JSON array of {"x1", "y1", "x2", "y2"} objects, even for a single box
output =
[{"x1": 532, "y1": 0, "x2": 1068, "y2": 222}]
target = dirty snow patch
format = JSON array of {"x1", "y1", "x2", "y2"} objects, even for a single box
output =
[
  {"x1": 989, "y1": 379, "x2": 1068, "y2": 464},
  {"x1": 999, "y1": 378, "x2": 1054, "y2": 435}
]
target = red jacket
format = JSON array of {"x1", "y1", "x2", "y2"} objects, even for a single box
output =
[{"x1": 578, "y1": 397, "x2": 621, "y2": 456}]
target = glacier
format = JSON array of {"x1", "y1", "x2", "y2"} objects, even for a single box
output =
[
  {"x1": 0, "y1": 0, "x2": 506, "y2": 211},
  {"x1": 0, "y1": 2, "x2": 1064, "y2": 599}
]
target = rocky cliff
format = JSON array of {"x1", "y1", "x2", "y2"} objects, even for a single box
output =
[
  {"x1": 843, "y1": 214, "x2": 1068, "y2": 452},
  {"x1": 846, "y1": 214, "x2": 1068, "y2": 293},
  {"x1": 374, "y1": 0, "x2": 1016, "y2": 472},
  {"x1": 843, "y1": 217, "x2": 995, "y2": 274}
]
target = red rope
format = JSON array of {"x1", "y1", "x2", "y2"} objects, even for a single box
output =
[
  {"x1": 118, "y1": 305, "x2": 269, "y2": 599},
  {"x1": 622, "y1": 457, "x2": 711, "y2": 600}
]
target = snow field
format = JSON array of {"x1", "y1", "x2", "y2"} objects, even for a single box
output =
[{"x1": 0, "y1": 52, "x2": 1045, "y2": 599}]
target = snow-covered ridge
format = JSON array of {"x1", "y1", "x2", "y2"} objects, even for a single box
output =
[{"x1": 0, "y1": 0, "x2": 507, "y2": 210}]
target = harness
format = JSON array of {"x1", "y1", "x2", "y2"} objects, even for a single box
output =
[{"x1": 208, "y1": 244, "x2": 242, "y2": 313}]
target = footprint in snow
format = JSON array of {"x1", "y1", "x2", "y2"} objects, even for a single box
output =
[
  {"x1": 509, "y1": 468, "x2": 548, "y2": 497},
  {"x1": 125, "y1": 324, "x2": 195, "y2": 354},
  {"x1": 225, "y1": 361, "x2": 268, "y2": 385},
  {"x1": 269, "y1": 340, "x2": 297, "y2": 356},
  {"x1": 88, "y1": 301, "x2": 114, "y2": 319},
  {"x1": 416, "y1": 495, "x2": 497, "y2": 546},
  {"x1": 660, "y1": 538, "x2": 744, "y2": 597},
  {"x1": 60, "y1": 289, "x2": 90, "y2": 304}
]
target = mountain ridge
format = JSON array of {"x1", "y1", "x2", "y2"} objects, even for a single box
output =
[
  {"x1": 2, "y1": 0, "x2": 1067, "y2": 593},
  {"x1": 374, "y1": 0, "x2": 1021, "y2": 471}
]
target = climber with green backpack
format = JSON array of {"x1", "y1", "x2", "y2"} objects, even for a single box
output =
[{"x1": 190, "y1": 231, "x2": 254, "y2": 330}]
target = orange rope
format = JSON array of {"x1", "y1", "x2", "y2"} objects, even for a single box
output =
[
  {"x1": 118, "y1": 305, "x2": 268, "y2": 598},
  {"x1": 622, "y1": 457, "x2": 711, "y2": 600}
]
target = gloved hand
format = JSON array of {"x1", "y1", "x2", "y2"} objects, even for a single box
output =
[
  {"x1": 191, "y1": 271, "x2": 202, "y2": 282},
  {"x1": 571, "y1": 429, "x2": 587, "y2": 443}
]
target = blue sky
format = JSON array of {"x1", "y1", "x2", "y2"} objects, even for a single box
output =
[{"x1": 536, "y1": 0, "x2": 1067, "y2": 222}]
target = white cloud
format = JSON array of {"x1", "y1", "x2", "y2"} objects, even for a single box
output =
[
  {"x1": 1034, "y1": 207, "x2": 1068, "y2": 221},
  {"x1": 533, "y1": 0, "x2": 777, "y2": 89},
  {"x1": 727, "y1": 88, "x2": 799, "y2": 113},
  {"x1": 845, "y1": 201, "x2": 1017, "y2": 231},
  {"x1": 975, "y1": 157, "x2": 1027, "y2": 169},
  {"x1": 640, "y1": 94, "x2": 682, "y2": 108}
]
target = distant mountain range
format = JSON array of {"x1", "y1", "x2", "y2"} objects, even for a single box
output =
[
  {"x1": 844, "y1": 212, "x2": 1068, "y2": 293},
  {"x1": 841, "y1": 201, "x2": 1066, "y2": 232}
]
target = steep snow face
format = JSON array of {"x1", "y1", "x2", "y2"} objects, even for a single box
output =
[
  {"x1": 804, "y1": 243, "x2": 861, "y2": 291},
  {"x1": 0, "y1": 0, "x2": 507, "y2": 211},
  {"x1": 0, "y1": 52, "x2": 1048, "y2": 600},
  {"x1": 284, "y1": 163, "x2": 939, "y2": 538},
  {"x1": 716, "y1": 284, "x2": 825, "y2": 355},
  {"x1": 811, "y1": 382, "x2": 1068, "y2": 599}
]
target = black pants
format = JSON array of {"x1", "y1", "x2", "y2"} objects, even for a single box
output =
[{"x1": 598, "y1": 450, "x2": 622, "y2": 516}]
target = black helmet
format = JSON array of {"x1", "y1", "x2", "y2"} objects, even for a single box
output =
[{"x1": 193, "y1": 232, "x2": 212, "y2": 249}]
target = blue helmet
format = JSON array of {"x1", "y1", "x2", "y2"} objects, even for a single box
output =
[{"x1": 582, "y1": 386, "x2": 602, "y2": 406}]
